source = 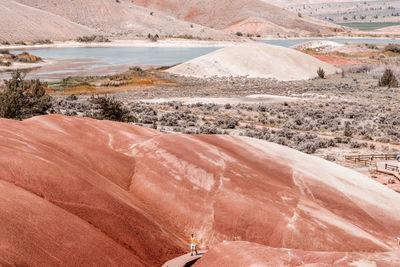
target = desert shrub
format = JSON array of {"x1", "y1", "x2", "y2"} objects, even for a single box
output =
[
  {"x1": 378, "y1": 69, "x2": 399, "y2": 88},
  {"x1": 317, "y1": 67, "x2": 325, "y2": 79},
  {"x1": 1, "y1": 41, "x2": 10, "y2": 45},
  {"x1": 199, "y1": 124, "x2": 220, "y2": 134},
  {"x1": 324, "y1": 155, "x2": 336, "y2": 161},
  {"x1": 160, "y1": 112, "x2": 180, "y2": 126},
  {"x1": 236, "y1": 32, "x2": 243, "y2": 37},
  {"x1": 76, "y1": 35, "x2": 110, "y2": 43},
  {"x1": 298, "y1": 141, "x2": 317, "y2": 154},
  {"x1": 129, "y1": 66, "x2": 146, "y2": 76},
  {"x1": 344, "y1": 122, "x2": 352, "y2": 137},
  {"x1": 147, "y1": 34, "x2": 159, "y2": 42},
  {"x1": 217, "y1": 117, "x2": 238, "y2": 129},
  {"x1": 384, "y1": 44, "x2": 400, "y2": 53},
  {"x1": 89, "y1": 95, "x2": 133, "y2": 122},
  {"x1": 0, "y1": 70, "x2": 52, "y2": 119},
  {"x1": 347, "y1": 64, "x2": 371, "y2": 74},
  {"x1": 66, "y1": 94, "x2": 78, "y2": 101},
  {"x1": 0, "y1": 50, "x2": 10, "y2": 55},
  {"x1": 32, "y1": 39, "x2": 52, "y2": 45},
  {"x1": 176, "y1": 34, "x2": 195, "y2": 40},
  {"x1": 349, "y1": 140, "x2": 361, "y2": 149},
  {"x1": 365, "y1": 44, "x2": 378, "y2": 50},
  {"x1": 0, "y1": 61, "x2": 11, "y2": 67}
]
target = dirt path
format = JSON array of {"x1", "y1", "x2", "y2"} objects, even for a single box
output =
[{"x1": 162, "y1": 251, "x2": 206, "y2": 267}]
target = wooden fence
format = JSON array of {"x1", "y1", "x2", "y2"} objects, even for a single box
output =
[
  {"x1": 385, "y1": 163, "x2": 399, "y2": 172},
  {"x1": 344, "y1": 154, "x2": 398, "y2": 164}
]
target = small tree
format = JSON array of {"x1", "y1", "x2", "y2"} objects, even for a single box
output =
[
  {"x1": 378, "y1": 69, "x2": 398, "y2": 88},
  {"x1": 90, "y1": 95, "x2": 134, "y2": 122},
  {"x1": 317, "y1": 67, "x2": 325, "y2": 79},
  {"x1": 0, "y1": 70, "x2": 52, "y2": 120},
  {"x1": 344, "y1": 121, "x2": 352, "y2": 137}
]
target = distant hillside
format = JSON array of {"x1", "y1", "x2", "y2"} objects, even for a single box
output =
[
  {"x1": 0, "y1": 0, "x2": 94, "y2": 43},
  {"x1": 14, "y1": 0, "x2": 229, "y2": 40},
  {"x1": 130, "y1": 0, "x2": 346, "y2": 36},
  {"x1": 264, "y1": 0, "x2": 371, "y2": 5},
  {"x1": 271, "y1": 0, "x2": 400, "y2": 24},
  {"x1": 3, "y1": 0, "x2": 349, "y2": 42}
]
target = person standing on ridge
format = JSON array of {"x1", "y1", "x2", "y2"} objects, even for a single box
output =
[{"x1": 190, "y1": 233, "x2": 198, "y2": 256}]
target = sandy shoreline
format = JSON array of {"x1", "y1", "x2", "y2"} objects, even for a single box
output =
[
  {"x1": 0, "y1": 39, "x2": 246, "y2": 50},
  {"x1": 1, "y1": 35, "x2": 399, "y2": 51}
]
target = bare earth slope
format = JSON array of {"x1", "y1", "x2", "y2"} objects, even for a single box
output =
[
  {"x1": 132, "y1": 0, "x2": 345, "y2": 35},
  {"x1": 14, "y1": 0, "x2": 228, "y2": 39},
  {"x1": 167, "y1": 42, "x2": 339, "y2": 80},
  {"x1": 0, "y1": 0, "x2": 94, "y2": 43},
  {"x1": 1, "y1": 115, "x2": 399, "y2": 265}
]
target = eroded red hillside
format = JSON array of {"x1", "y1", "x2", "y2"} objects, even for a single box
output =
[
  {"x1": 133, "y1": 0, "x2": 345, "y2": 35},
  {"x1": 1, "y1": 115, "x2": 399, "y2": 266}
]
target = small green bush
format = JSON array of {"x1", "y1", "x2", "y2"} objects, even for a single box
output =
[
  {"x1": 378, "y1": 69, "x2": 398, "y2": 88},
  {"x1": 344, "y1": 122, "x2": 352, "y2": 137},
  {"x1": 0, "y1": 70, "x2": 52, "y2": 120},
  {"x1": 236, "y1": 32, "x2": 243, "y2": 36},
  {"x1": 89, "y1": 95, "x2": 134, "y2": 122},
  {"x1": 317, "y1": 67, "x2": 325, "y2": 79}
]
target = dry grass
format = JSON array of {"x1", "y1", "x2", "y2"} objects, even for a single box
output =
[{"x1": 50, "y1": 72, "x2": 178, "y2": 96}]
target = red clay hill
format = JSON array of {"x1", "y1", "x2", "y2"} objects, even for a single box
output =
[
  {"x1": 132, "y1": 0, "x2": 345, "y2": 35},
  {"x1": 1, "y1": 115, "x2": 399, "y2": 266}
]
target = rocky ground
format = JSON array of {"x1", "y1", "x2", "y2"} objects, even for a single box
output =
[{"x1": 50, "y1": 70, "x2": 400, "y2": 173}]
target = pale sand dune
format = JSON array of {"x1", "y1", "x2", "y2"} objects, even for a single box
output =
[{"x1": 167, "y1": 42, "x2": 339, "y2": 80}]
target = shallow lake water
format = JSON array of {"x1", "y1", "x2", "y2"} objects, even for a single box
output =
[{"x1": 8, "y1": 38, "x2": 400, "y2": 79}]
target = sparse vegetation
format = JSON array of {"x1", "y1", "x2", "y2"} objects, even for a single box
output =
[
  {"x1": 0, "y1": 61, "x2": 12, "y2": 67},
  {"x1": 31, "y1": 39, "x2": 53, "y2": 45},
  {"x1": 89, "y1": 95, "x2": 134, "y2": 122},
  {"x1": 0, "y1": 71, "x2": 52, "y2": 120},
  {"x1": 236, "y1": 32, "x2": 243, "y2": 37},
  {"x1": 344, "y1": 122, "x2": 352, "y2": 137},
  {"x1": 15, "y1": 41, "x2": 26, "y2": 46},
  {"x1": 147, "y1": 34, "x2": 159, "y2": 42},
  {"x1": 317, "y1": 67, "x2": 325, "y2": 79},
  {"x1": 378, "y1": 69, "x2": 399, "y2": 88},
  {"x1": 76, "y1": 35, "x2": 110, "y2": 43},
  {"x1": 384, "y1": 44, "x2": 400, "y2": 54}
]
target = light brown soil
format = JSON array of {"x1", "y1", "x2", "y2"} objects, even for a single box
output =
[
  {"x1": 0, "y1": 0, "x2": 94, "y2": 43},
  {"x1": 13, "y1": 0, "x2": 230, "y2": 41}
]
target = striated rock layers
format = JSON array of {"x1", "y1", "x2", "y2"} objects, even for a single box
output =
[{"x1": 0, "y1": 115, "x2": 399, "y2": 266}]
